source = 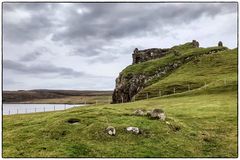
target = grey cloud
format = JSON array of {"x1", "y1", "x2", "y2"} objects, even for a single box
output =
[
  {"x1": 50, "y1": 3, "x2": 237, "y2": 57},
  {"x1": 20, "y1": 51, "x2": 42, "y2": 61},
  {"x1": 71, "y1": 48, "x2": 101, "y2": 57},
  {"x1": 3, "y1": 3, "x2": 54, "y2": 11},
  {"x1": 52, "y1": 3, "x2": 237, "y2": 42},
  {"x1": 4, "y1": 14, "x2": 53, "y2": 43},
  {"x1": 3, "y1": 59, "x2": 86, "y2": 78},
  {"x1": 4, "y1": 3, "x2": 237, "y2": 42},
  {"x1": 69, "y1": 40, "x2": 106, "y2": 57},
  {"x1": 3, "y1": 3, "x2": 60, "y2": 43},
  {"x1": 88, "y1": 54, "x2": 118, "y2": 64},
  {"x1": 3, "y1": 3, "x2": 237, "y2": 56},
  {"x1": 19, "y1": 47, "x2": 50, "y2": 61}
]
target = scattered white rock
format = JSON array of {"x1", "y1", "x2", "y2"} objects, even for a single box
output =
[
  {"x1": 165, "y1": 121, "x2": 170, "y2": 125},
  {"x1": 134, "y1": 109, "x2": 144, "y2": 116},
  {"x1": 126, "y1": 127, "x2": 140, "y2": 134},
  {"x1": 106, "y1": 126, "x2": 116, "y2": 136}
]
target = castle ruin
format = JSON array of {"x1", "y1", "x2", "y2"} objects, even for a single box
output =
[
  {"x1": 132, "y1": 48, "x2": 170, "y2": 64},
  {"x1": 132, "y1": 40, "x2": 200, "y2": 64}
]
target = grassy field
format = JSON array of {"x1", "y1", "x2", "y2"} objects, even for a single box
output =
[{"x1": 3, "y1": 88, "x2": 237, "y2": 157}]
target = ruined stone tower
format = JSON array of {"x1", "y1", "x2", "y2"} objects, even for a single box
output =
[
  {"x1": 192, "y1": 40, "x2": 199, "y2": 48},
  {"x1": 218, "y1": 41, "x2": 223, "y2": 47}
]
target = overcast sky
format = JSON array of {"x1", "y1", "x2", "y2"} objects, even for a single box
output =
[{"x1": 3, "y1": 2, "x2": 237, "y2": 91}]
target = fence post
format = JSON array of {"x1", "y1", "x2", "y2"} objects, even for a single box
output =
[
  {"x1": 204, "y1": 82, "x2": 207, "y2": 89},
  {"x1": 44, "y1": 107, "x2": 45, "y2": 112},
  {"x1": 146, "y1": 93, "x2": 149, "y2": 99},
  {"x1": 224, "y1": 78, "x2": 227, "y2": 86},
  {"x1": 159, "y1": 90, "x2": 161, "y2": 97},
  {"x1": 173, "y1": 88, "x2": 176, "y2": 94},
  {"x1": 8, "y1": 110, "x2": 10, "y2": 115},
  {"x1": 54, "y1": 105, "x2": 55, "y2": 111},
  {"x1": 121, "y1": 96, "x2": 123, "y2": 103},
  {"x1": 64, "y1": 104, "x2": 66, "y2": 110},
  {"x1": 188, "y1": 84, "x2": 190, "y2": 91},
  {"x1": 132, "y1": 96, "x2": 135, "y2": 102}
]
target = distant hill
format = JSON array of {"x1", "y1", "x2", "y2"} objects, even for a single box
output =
[{"x1": 3, "y1": 90, "x2": 113, "y2": 103}]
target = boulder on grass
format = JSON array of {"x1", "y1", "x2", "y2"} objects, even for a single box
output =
[
  {"x1": 134, "y1": 109, "x2": 144, "y2": 116},
  {"x1": 126, "y1": 127, "x2": 141, "y2": 134},
  {"x1": 106, "y1": 126, "x2": 116, "y2": 136},
  {"x1": 150, "y1": 109, "x2": 166, "y2": 121}
]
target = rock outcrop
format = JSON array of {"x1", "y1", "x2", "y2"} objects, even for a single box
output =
[
  {"x1": 150, "y1": 109, "x2": 166, "y2": 120},
  {"x1": 134, "y1": 109, "x2": 145, "y2": 116},
  {"x1": 126, "y1": 127, "x2": 141, "y2": 134},
  {"x1": 106, "y1": 126, "x2": 116, "y2": 136}
]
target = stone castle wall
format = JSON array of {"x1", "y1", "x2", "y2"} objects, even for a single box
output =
[
  {"x1": 132, "y1": 48, "x2": 170, "y2": 64},
  {"x1": 132, "y1": 40, "x2": 201, "y2": 64}
]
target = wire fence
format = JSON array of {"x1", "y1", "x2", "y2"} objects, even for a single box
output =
[
  {"x1": 3, "y1": 98, "x2": 114, "y2": 115},
  {"x1": 3, "y1": 104, "x2": 83, "y2": 115},
  {"x1": 132, "y1": 79, "x2": 237, "y2": 101}
]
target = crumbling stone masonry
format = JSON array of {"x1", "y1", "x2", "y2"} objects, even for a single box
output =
[
  {"x1": 132, "y1": 48, "x2": 170, "y2": 64},
  {"x1": 218, "y1": 41, "x2": 223, "y2": 47},
  {"x1": 132, "y1": 40, "x2": 200, "y2": 64}
]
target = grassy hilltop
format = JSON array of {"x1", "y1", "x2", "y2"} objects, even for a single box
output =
[{"x1": 3, "y1": 44, "x2": 237, "y2": 157}]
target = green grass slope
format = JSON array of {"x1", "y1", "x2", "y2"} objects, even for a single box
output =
[
  {"x1": 122, "y1": 43, "x2": 226, "y2": 78},
  {"x1": 3, "y1": 48, "x2": 237, "y2": 158},
  {"x1": 135, "y1": 48, "x2": 237, "y2": 100}
]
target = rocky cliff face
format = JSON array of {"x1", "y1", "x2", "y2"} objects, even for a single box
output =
[
  {"x1": 112, "y1": 59, "x2": 185, "y2": 103},
  {"x1": 112, "y1": 41, "x2": 226, "y2": 104}
]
